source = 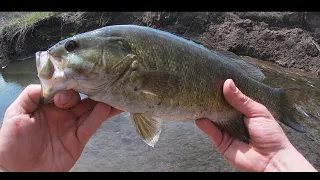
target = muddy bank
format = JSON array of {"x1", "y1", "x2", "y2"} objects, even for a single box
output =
[{"x1": 1, "y1": 12, "x2": 320, "y2": 75}]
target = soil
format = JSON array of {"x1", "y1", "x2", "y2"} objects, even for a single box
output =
[{"x1": 1, "y1": 12, "x2": 320, "y2": 75}]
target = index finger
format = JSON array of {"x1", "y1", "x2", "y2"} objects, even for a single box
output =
[
  {"x1": 53, "y1": 90, "x2": 81, "y2": 109},
  {"x1": 70, "y1": 98, "x2": 123, "y2": 118},
  {"x1": 9, "y1": 84, "x2": 42, "y2": 114}
]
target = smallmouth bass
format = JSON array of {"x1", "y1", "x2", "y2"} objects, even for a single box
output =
[{"x1": 35, "y1": 25, "x2": 306, "y2": 147}]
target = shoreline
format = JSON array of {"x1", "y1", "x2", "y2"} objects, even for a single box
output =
[{"x1": 1, "y1": 12, "x2": 320, "y2": 76}]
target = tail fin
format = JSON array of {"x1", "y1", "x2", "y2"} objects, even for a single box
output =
[{"x1": 278, "y1": 88, "x2": 306, "y2": 133}]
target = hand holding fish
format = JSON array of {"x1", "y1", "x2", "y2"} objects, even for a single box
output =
[
  {"x1": 196, "y1": 79, "x2": 317, "y2": 172},
  {"x1": 0, "y1": 82, "x2": 317, "y2": 172},
  {"x1": 0, "y1": 84, "x2": 121, "y2": 172},
  {"x1": 0, "y1": 25, "x2": 317, "y2": 172}
]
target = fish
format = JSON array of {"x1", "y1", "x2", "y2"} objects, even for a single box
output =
[{"x1": 35, "y1": 25, "x2": 306, "y2": 147}]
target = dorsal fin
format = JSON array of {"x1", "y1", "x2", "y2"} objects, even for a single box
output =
[
  {"x1": 215, "y1": 49, "x2": 266, "y2": 82},
  {"x1": 180, "y1": 35, "x2": 266, "y2": 82}
]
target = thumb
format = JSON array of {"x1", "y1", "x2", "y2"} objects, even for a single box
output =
[{"x1": 223, "y1": 79, "x2": 273, "y2": 119}]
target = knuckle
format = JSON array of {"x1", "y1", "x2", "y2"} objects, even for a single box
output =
[
  {"x1": 259, "y1": 105, "x2": 268, "y2": 113},
  {"x1": 257, "y1": 105, "x2": 273, "y2": 117},
  {"x1": 25, "y1": 84, "x2": 39, "y2": 91},
  {"x1": 239, "y1": 92, "x2": 251, "y2": 105}
]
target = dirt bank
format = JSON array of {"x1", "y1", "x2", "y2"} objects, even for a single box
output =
[{"x1": 1, "y1": 12, "x2": 320, "y2": 75}]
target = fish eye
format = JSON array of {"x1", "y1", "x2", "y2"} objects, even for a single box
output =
[{"x1": 64, "y1": 40, "x2": 77, "y2": 52}]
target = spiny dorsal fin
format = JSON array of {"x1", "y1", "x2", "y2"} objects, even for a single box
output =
[
  {"x1": 180, "y1": 36, "x2": 266, "y2": 82},
  {"x1": 130, "y1": 113, "x2": 162, "y2": 147},
  {"x1": 214, "y1": 49, "x2": 266, "y2": 82}
]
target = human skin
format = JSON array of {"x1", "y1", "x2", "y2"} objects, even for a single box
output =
[
  {"x1": 196, "y1": 79, "x2": 318, "y2": 172},
  {"x1": 0, "y1": 84, "x2": 121, "y2": 172},
  {"x1": 0, "y1": 80, "x2": 317, "y2": 172}
]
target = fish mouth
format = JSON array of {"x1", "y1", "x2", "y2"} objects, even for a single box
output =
[
  {"x1": 39, "y1": 80, "x2": 54, "y2": 104},
  {"x1": 36, "y1": 51, "x2": 55, "y2": 104},
  {"x1": 36, "y1": 51, "x2": 77, "y2": 104}
]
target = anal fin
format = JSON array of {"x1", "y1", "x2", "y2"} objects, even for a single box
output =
[
  {"x1": 130, "y1": 113, "x2": 162, "y2": 147},
  {"x1": 212, "y1": 115, "x2": 250, "y2": 144}
]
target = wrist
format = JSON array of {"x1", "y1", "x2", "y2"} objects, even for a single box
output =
[
  {"x1": 0, "y1": 150, "x2": 11, "y2": 172},
  {"x1": 0, "y1": 140, "x2": 15, "y2": 172},
  {"x1": 264, "y1": 145, "x2": 317, "y2": 172}
]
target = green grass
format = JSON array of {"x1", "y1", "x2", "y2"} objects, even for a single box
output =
[
  {"x1": 8, "y1": 12, "x2": 61, "y2": 29},
  {"x1": 0, "y1": 12, "x2": 62, "y2": 42}
]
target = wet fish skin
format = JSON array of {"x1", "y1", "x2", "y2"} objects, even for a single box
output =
[{"x1": 35, "y1": 25, "x2": 306, "y2": 147}]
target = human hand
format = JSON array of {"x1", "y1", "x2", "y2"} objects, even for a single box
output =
[
  {"x1": 0, "y1": 84, "x2": 122, "y2": 172},
  {"x1": 196, "y1": 79, "x2": 317, "y2": 172}
]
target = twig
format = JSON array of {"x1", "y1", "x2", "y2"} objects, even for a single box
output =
[
  {"x1": 311, "y1": 39, "x2": 320, "y2": 53},
  {"x1": 60, "y1": 20, "x2": 63, "y2": 40},
  {"x1": 99, "y1": 12, "x2": 105, "y2": 26}
]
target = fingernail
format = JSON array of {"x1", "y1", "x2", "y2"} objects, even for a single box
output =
[
  {"x1": 59, "y1": 92, "x2": 68, "y2": 105},
  {"x1": 229, "y1": 80, "x2": 237, "y2": 92}
]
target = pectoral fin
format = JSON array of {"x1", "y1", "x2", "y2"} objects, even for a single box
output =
[
  {"x1": 130, "y1": 71, "x2": 182, "y2": 97},
  {"x1": 130, "y1": 113, "x2": 162, "y2": 147}
]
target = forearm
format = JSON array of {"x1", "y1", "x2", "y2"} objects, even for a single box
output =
[{"x1": 264, "y1": 146, "x2": 318, "y2": 172}]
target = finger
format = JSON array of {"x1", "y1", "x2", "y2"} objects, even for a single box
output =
[
  {"x1": 195, "y1": 118, "x2": 223, "y2": 147},
  {"x1": 223, "y1": 79, "x2": 272, "y2": 118},
  {"x1": 106, "y1": 108, "x2": 123, "y2": 119},
  {"x1": 71, "y1": 98, "x2": 97, "y2": 118},
  {"x1": 9, "y1": 84, "x2": 41, "y2": 114},
  {"x1": 77, "y1": 102, "x2": 112, "y2": 145},
  {"x1": 53, "y1": 90, "x2": 81, "y2": 109},
  {"x1": 75, "y1": 104, "x2": 122, "y2": 140},
  {"x1": 71, "y1": 98, "x2": 122, "y2": 119}
]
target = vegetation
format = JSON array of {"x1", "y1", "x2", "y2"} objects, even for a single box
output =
[
  {"x1": 0, "y1": 12, "x2": 32, "y2": 27},
  {"x1": 8, "y1": 12, "x2": 60, "y2": 28},
  {"x1": 0, "y1": 12, "x2": 61, "y2": 42}
]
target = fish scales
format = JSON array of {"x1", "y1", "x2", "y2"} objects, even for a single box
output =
[{"x1": 35, "y1": 25, "x2": 306, "y2": 147}]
